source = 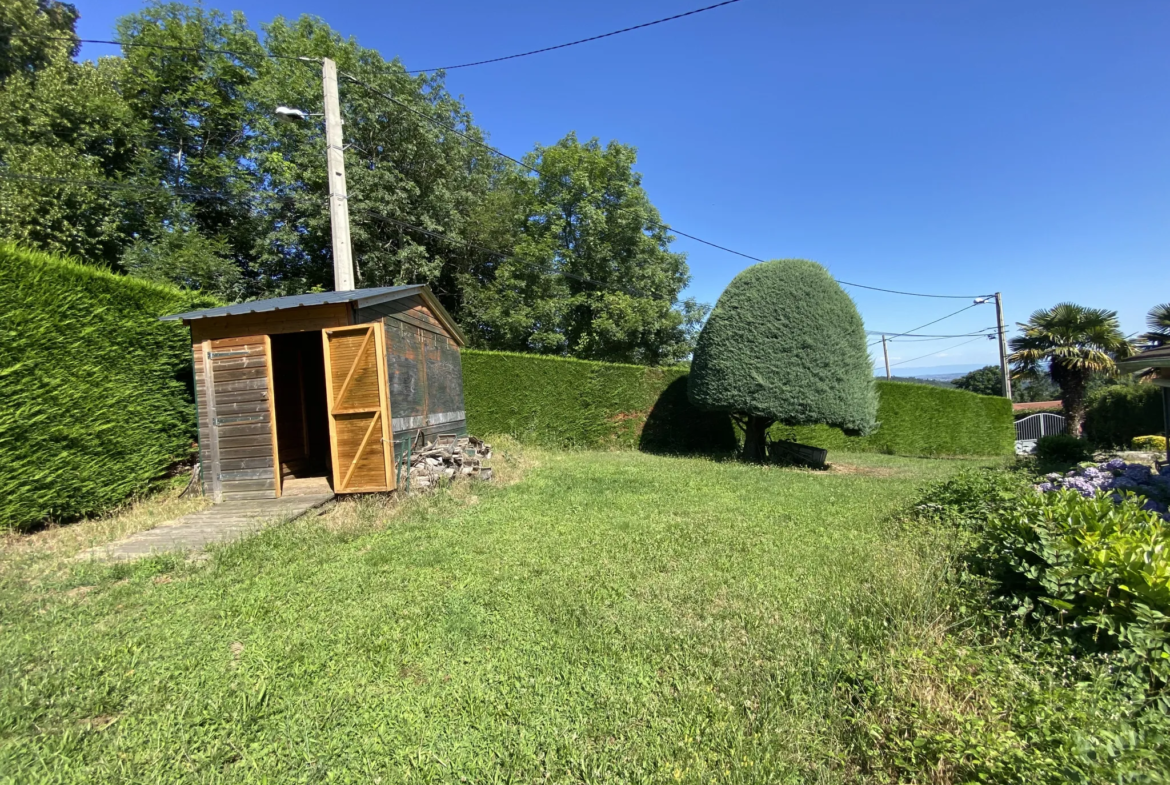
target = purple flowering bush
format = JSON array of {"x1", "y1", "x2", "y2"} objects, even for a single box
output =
[{"x1": 1035, "y1": 458, "x2": 1170, "y2": 518}]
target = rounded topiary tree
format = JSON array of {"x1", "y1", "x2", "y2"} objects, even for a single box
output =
[{"x1": 688, "y1": 259, "x2": 878, "y2": 461}]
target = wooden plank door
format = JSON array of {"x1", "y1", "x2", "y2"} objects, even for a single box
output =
[
  {"x1": 322, "y1": 324, "x2": 394, "y2": 493},
  {"x1": 193, "y1": 335, "x2": 280, "y2": 502}
]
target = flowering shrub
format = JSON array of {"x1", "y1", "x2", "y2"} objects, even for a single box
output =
[
  {"x1": 1035, "y1": 458, "x2": 1170, "y2": 518},
  {"x1": 1132, "y1": 435, "x2": 1168, "y2": 452}
]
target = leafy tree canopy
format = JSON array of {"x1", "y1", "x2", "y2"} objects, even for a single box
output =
[
  {"x1": 0, "y1": 0, "x2": 78, "y2": 82},
  {"x1": 461, "y1": 133, "x2": 705, "y2": 364},
  {"x1": 688, "y1": 259, "x2": 877, "y2": 460},
  {"x1": 952, "y1": 365, "x2": 1003, "y2": 397},
  {"x1": 0, "y1": 1, "x2": 702, "y2": 365}
]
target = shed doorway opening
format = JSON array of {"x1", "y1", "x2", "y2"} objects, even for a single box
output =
[{"x1": 269, "y1": 331, "x2": 332, "y2": 494}]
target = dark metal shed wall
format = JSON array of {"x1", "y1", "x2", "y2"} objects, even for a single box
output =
[{"x1": 356, "y1": 296, "x2": 467, "y2": 461}]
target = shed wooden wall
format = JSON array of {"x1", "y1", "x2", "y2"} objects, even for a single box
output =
[
  {"x1": 193, "y1": 335, "x2": 280, "y2": 501},
  {"x1": 187, "y1": 294, "x2": 466, "y2": 500},
  {"x1": 354, "y1": 294, "x2": 467, "y2": 460}
]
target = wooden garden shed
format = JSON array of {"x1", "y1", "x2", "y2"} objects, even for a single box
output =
[{"x1": 162, "y1": 286, "x2": 467, "y2": 501}]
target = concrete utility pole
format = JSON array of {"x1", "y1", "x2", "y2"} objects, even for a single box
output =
[
  {"x1": 321, "y1": 58, "x2": 355, "y2": 292},
  {"x1": 882, "y1": 334, "x2": 891, "y2": 379},
  {"x1": 994, "y1": 292, "x2": 1013, "y2": 400}
]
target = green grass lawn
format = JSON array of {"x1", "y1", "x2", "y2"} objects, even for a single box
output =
[{"x1": 0, "y1": 449, "x2": 994, "y2": 784}]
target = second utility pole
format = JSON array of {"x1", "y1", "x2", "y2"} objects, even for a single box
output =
[
  {"x1": 321, "y1": 58, "x2": 355, "y2": 292},
  {"x1": 994, "y1": 292, "x2": 1013, "y2": 399},
  {"x1": 882, "y1": 335, "x2": 891, "y2": 379}
]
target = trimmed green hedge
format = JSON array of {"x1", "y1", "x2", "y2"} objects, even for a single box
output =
[
  {"x1": 0, "y1": 244, "x2": 214, "y2": 531},
  {"x1": 1083, "y1": 384, "x2": 1164, "y2": 448},
  {"x1": 461, "y1": 350, "x2": 736, "y2": 452},
  {"x1": 463, "y1": 351, "x2": 1014, "y2": 457},
  {"x1": 776, "y1": 382, "x2": 1014, "y2": 456}
]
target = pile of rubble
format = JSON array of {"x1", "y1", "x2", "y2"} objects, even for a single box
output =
[{"x1": 400, "y1": 435, "x2": 492, "y2": 490}]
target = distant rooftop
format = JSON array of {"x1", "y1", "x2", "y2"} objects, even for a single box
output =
[{"x1": 1118, "y1": 345, "x2": 1170, "y2": 371}]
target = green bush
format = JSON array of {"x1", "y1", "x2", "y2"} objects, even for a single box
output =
[
  {"x1": 1084, "y1": 384, "x2": 1164, "y2": 448},
  {"x1": 1133, "y1": 435, "x2": 1168, "y2": 452},
  {"x1": 688, "y1": 259, "x2": 877, "y2": 434},
  {"x1": 1034, "y1": 433, "x2": 1093, "y2": 465},
  {"x1": 463, "y1": 352, "x2": 1015, "y2": 457},
  {"x1": 881, "y1": 469, "x2": 1170, "y2": 781},
  {"x1": 990, "y1": 490, "x2": 1170, "y2": 688},
  {"x1": 0, "y1": 243, "x2": 214, "y2": 531}
]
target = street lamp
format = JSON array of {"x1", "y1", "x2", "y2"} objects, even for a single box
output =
[{"x1": 274, "y1": 105, "x2": 311, "y2": 123}]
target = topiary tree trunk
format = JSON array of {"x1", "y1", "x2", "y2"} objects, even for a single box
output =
[{"x1": 741, "y1": 415, "x2": 774, "y2": 463}]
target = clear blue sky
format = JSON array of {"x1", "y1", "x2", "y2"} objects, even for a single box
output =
[{"x1": 74, "y1": 0, "x2": 1169, "y2": 372}]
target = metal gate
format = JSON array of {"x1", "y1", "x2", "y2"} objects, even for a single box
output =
[{"x1": 1015, "y1": 412, "x2": 1067, "y2": 454}]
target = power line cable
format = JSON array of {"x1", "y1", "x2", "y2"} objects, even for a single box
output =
[
  {"x1": 889, "y1": 336, "x2": 987, "y2": 369},
  {"x1": 347, "y1": 205, "x2": 658, "y2": 299},
  {"x1": 339, "y1": 72, "x2": 990, "y2": 300},
  {"x1": 405, "y1": 0, "x2": 747, "y2": 72},
  {"x1": 866, "y1": 328, "x2": 997, "y2": 347},
  {"x1": 865, "y1": 303, "x2": 984, "y2": 348},
  {"x1": 13, "y1": 33, "x2": 992, "y2": 301}
]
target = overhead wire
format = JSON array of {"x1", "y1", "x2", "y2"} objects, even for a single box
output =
[
  {"x1": 338, "y1": 72, "x2": 990, "y2": 300},
  {"x1": 889, "y1": 336, "x2": 988, "y2": 369},
  {"x1": 864, "y1": 303, "x2": 986, "y2": 348},
  {"x1": 405, "y1": 0, "x2": 747, "y2": 72},
  {"x1": 6, "y1": 33, "x2": 310, "y2": 61},
  {"x1": 346, "y1": 204, "x2": 657, "y2": 299},
  {"x1": 11, "y1": 33, "x2": 994, "y2": 301}
]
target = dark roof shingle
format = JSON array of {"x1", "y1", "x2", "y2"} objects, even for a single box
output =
[{"x1": 159, "y1": 285, "x2": 424, "y2": 322}]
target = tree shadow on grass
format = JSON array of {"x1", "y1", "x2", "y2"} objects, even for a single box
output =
[{"x1": 638, "y1": 376, "x2": 738, "y2": 457}]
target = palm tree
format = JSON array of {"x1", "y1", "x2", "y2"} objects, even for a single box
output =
[
  {"x1": 1141, "y1": 303, "x2": 1170, "y2": 348},
  {"x1": 1009, "y1": 303, "x2": 1133, "y2": 436}
]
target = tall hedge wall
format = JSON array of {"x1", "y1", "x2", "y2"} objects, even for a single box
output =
[
  {"x1": 1084, "y1": 385, "x2": 1164, "y2": 448},
  {"x1": 461, "y1": 350, "x2": 737, "y2": 453},
  {"x1": 0, "y1": 244, "x2": 214, "y2": 531},
  {"x1": 463, "y1": 351, "x2": 1014, "y2": 457}
]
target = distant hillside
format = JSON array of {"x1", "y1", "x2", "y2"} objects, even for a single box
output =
[{"x1": 884, "y1": 375, "x2": 956, "y2": 388}]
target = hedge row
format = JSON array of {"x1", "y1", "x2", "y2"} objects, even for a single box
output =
[
  {"x1": 461, "y1": 350, "x2": 736, "y2": 453},
  {"x1": 0, "y1": 244, "x2": 214, "y2": 531},
  {"x1": 1084, "y1": 384, "x2": 1165, "y2": 448},
  {"x1": 463, "y1": 350, "x2": 1015, "y2": 457}
]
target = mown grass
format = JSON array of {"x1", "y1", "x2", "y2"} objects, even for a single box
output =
[{"x1": 0, "y1": 448, "x2": 995, "y2": 784}]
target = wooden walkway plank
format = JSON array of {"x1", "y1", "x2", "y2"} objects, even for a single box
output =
[{"x1": 76, "y1": 493, "x2": 334, "y2": 562}]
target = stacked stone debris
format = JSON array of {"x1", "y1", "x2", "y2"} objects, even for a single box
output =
[{"x1": 401, "y1": 435, "x2": 492, "y2": 490}]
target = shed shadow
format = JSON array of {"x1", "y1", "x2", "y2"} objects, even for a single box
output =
[{"x1": 638, "y1": 377, "x2": 738, "y2": 456}]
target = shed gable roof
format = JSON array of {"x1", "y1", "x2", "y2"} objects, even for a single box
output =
[{"x1": 161, "y1": 285, "x2": 466, "y2": 345}]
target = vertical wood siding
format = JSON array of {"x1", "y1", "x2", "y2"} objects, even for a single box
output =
[{"x1": 192, "y1": 335, "x2": 278, "y2": 501}]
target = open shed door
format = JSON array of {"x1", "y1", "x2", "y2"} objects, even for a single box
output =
[{"x1": 322, "y1": 324, "x2": 395, "y2": 493}]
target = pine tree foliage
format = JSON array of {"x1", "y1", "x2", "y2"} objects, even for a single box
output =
[{"x1": 688, "y1": 259, "x2": 878, "y2": 457}]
